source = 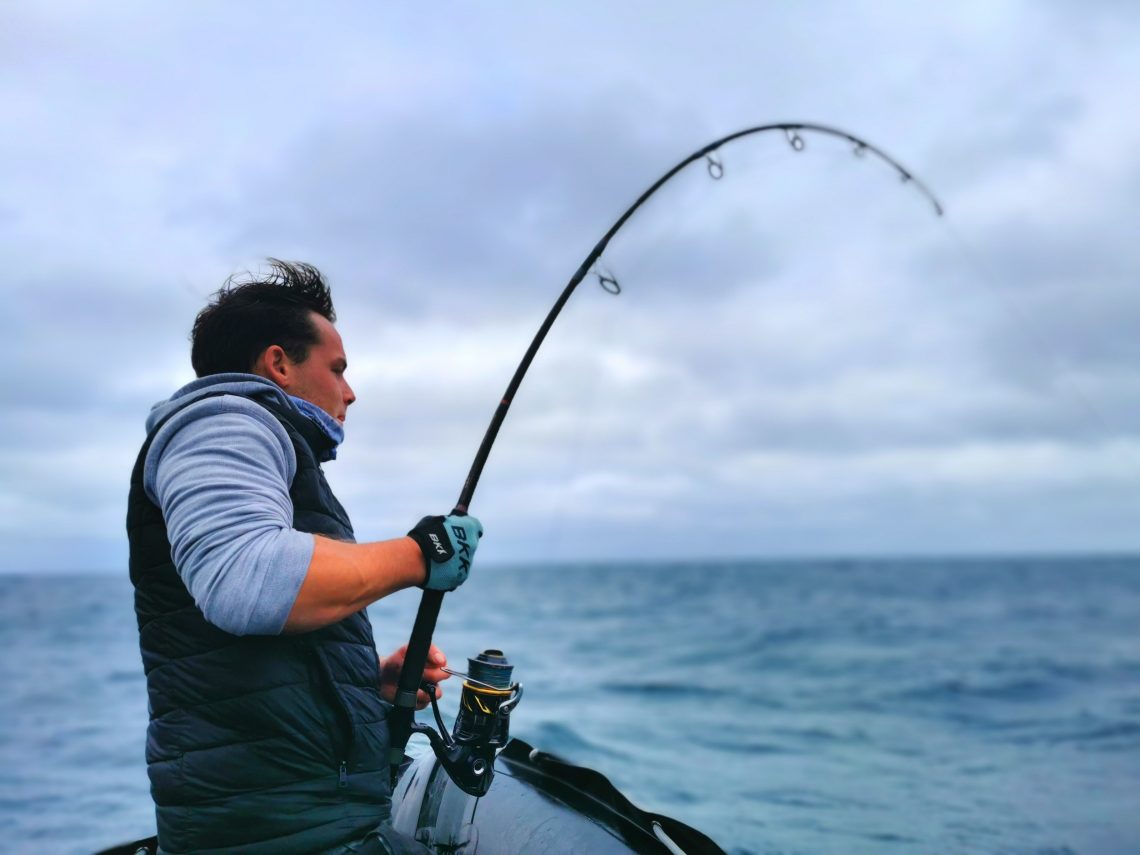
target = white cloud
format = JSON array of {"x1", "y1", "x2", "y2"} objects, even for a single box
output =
[{"x1": 2, "y1": 2, "x2": 1140, "y2": 570}]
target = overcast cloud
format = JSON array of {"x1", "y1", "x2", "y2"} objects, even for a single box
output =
[{"x1": 2, "y1": 1, "x2": 1140, "y2": 571}]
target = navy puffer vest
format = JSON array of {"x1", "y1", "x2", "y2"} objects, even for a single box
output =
[{"x1": 127, "y1": 393, "x2": 391, "y2": 854}]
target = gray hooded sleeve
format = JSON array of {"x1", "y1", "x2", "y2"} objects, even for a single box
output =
[{"x1": 144, "y1": 394, "x2": 315, "y2": 635}]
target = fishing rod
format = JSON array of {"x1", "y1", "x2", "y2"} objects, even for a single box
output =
[{"x1": 388, "y1": 122, "x2": 945, "y2": 788}]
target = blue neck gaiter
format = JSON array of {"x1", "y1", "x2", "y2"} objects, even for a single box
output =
[{"x1": 288, "y1": 396, "x2": 345, "y2": 461}]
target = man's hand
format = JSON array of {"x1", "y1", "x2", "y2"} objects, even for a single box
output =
[
  {"x1": 379, "y1": 643, "x2": 449, "y2": 710},
  {"x1": 407, "y1": 514, "x2": 483, "y2": 591}
]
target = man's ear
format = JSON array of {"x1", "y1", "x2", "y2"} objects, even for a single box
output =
[{"x1": 252, "y1": 345, "x2": 292, "y2": 388}]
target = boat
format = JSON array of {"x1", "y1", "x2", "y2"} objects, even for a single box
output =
[
  {"x1": 98, "y1": 649, "x2": 726, "y2": 854},
  {"x1": 387, "y1": 735, "x2": 725, "y2": 853}
]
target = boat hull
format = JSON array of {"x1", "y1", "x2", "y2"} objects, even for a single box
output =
[
  {"x1": 99, "y1": 738, "x2": 725, "y2": 854},
  {"x1": 391, "y1": 737, "x2": 725, "y2": 854}
]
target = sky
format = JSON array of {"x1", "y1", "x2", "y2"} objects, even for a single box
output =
[{"x1": 2, "y1": 1, "x2": 1140, "y2": 572}]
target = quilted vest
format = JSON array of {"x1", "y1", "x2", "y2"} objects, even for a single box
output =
[{"x1": 127, "y1": 393, "x2": 391, "y2": 854}]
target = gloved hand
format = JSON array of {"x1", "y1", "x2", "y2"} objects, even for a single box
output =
[{"x1": 407, "y1": 513, "x2": 483, "y2": 591}]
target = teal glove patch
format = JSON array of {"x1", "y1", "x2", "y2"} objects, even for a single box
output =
[{"x1": 408, "y1": 513, "x2": 483, "y2": 592}]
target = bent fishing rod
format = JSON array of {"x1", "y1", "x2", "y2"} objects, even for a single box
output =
[{"x1": 388, "y1": 122, "x2": 944, "y2": 787}]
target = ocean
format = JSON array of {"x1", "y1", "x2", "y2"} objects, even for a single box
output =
[{"x1": 1, "y1": 557, "x2": 1138, "y2": 854}]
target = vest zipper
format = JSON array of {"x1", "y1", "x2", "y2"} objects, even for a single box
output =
[{"x1": 306, "y1": 642, "x2": 356, "y2": 787}]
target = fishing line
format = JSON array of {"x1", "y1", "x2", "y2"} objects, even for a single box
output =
[
  {"x1": 544, "y1": 150, "x2": 789, "y2": 545},
  {"x1": 388, "y1": 122, "x2": 945, "y2": 781},
  {"x1": 938, "y1": 217, "x2": 1140, "y2": 471}
]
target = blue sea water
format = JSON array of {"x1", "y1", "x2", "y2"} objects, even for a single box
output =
[{"x1": 1, "y1": 557, "x2": 1138, "y2": 854}]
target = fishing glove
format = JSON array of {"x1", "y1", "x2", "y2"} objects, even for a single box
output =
[{"x1": 407, "y1": 513, "x2": 483, "y2": 592}]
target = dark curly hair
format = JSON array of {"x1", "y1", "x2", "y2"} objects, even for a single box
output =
[{"x1": 190, "y1": 259, "x2": 337, "y2": 377}]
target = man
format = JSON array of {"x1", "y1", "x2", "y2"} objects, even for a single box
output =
[{"x1": 127, "y1": 260, "x2": 481, "y2": 854}]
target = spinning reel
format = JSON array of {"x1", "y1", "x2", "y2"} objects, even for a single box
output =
[{"x1": 411, "y1": 648, "x2": 523, "y2": 796}]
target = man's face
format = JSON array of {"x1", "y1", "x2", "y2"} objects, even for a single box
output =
[{"x1": 285, "y1": 312, "x2": 356, "y2": 423}]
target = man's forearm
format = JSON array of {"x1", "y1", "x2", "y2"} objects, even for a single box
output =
[{"x1": 283, "y1": 535, "x2": 426, "y2": 633}]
